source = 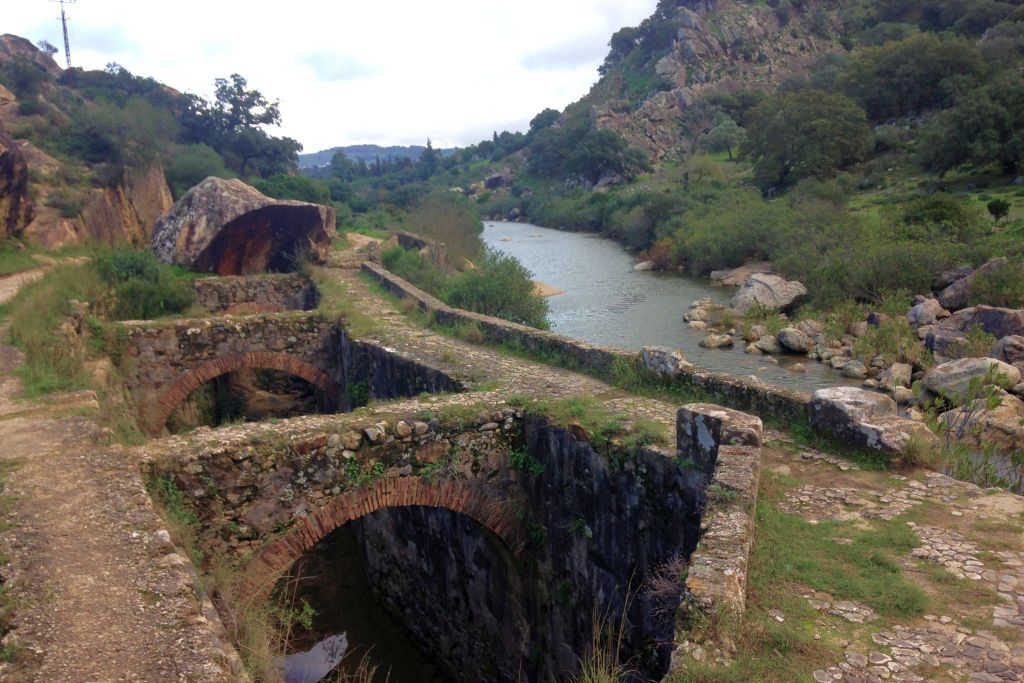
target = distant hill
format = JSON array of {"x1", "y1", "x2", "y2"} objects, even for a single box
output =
[{"x1": 299, "y1": 144, "x2": 430, "y2": 169}]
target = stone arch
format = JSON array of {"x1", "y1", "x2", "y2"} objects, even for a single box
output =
[
  {"x1": 151, "y1": 351, "x2": 338, "y2": 434},
  {"x1": 239, "y1": 476, "x2": 523, "y2": 603}
]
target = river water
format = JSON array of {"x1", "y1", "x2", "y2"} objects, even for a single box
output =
[{"x1": 482, "y1": 220, "x2": 853, "y2": 393}]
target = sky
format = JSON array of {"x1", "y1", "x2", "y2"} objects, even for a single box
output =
[{"x1": 5, "y1": 0, "x2": 659, "y2": 153}]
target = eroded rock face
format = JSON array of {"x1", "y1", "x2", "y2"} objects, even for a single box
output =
[
  {"x1": 151, "y1": 177, "x2": 334, "y2": 275},
  {"x1": 808, "y1": 387, "x2": 937, "y2": 453},
  {"x1": 992, "y1": 336, "x2": 1024, "y2": 366},
  {"x1": 730, "y1": 273, "x2": 807, "y2": 313},
  {"x1": 922, "y1": 358, "x2": 1022, "y2": 401},
  {"x1": 0, "y1": 121, "x2": 29, "y2": 237}
]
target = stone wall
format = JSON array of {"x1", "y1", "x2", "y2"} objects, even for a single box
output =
[
  {"x1": 192, "y1": 274, "x2": 319, "y2": 314},
  {"x1": 148, "y1": 403, "x2": 723, "y2": 681},
  {"x1": 119, "y1": 313, "x2": 339, "y2": 432}
]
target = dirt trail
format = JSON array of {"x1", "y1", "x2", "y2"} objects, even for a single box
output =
[
  {"x1": 0, "y1": 285, "x2": 242, "y2": 679},
  {"x1": 0, "y1": 269, "x2": 45, "y2": 306}
]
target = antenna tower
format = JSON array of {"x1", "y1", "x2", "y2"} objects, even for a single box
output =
[{"x1": 52, "y1": 0, "x2": 76, "y2": 68}]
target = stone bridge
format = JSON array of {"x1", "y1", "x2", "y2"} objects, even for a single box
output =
[
  {"x1": 119, "y1": 313, "x2": 340, "y2": 434},
  {"x1": 146, "y1": 396, "x2": 762, "y2": 680}
]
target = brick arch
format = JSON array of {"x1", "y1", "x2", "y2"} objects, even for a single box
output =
[
  {"x1": 151, "y1": 351, "x2": 339, "y2": 434},
  {"x1": 239, "y1": 476, "x2": 523, "y2": 603}
]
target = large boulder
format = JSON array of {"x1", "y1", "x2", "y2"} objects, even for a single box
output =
[
  {"x1": 991, "y1": 336, "x2": 1024, "y2": 366},
  {"x1": 926, "y1": 305, "x2": 1024, "y2": 358},
  {"x1": 730, "y1": 273, "x2": 807, "y2": 313},
  {"x1": 877, "y1": 363, "x2": 912, "y2": 390},
  {"x1": 939, "y1": 388, "x2": 1024, "y2": 452},
  {"x1": 0, "y1": 34, "x2": 61, "y2": 78},
  {"x1": 921, "y1": 357, "x2": 1022, "y2": 401},
  {"x1": 938, "y1": 257, "x2": 1010, "y2": 311},
  {"x1": 0, "y1": 120, "x2": 30, "y2": 237},
  {"x1": 906, "y1": 298, "x2": 949, "y2": 328},
  {"x1": 808, "y1": 387, "x2": 938, "y2": 453},
  {"x1": 640, "y1": 346, "x2": 693, "y2": 379},
  {"x1": 778, "y1": 327, "x2": 814, "y2": 354},
  {"x1": 151, "y1": 177, "x2": 334, "y2": 275},
  {"x1": 684, "y1": 298, "x2": 725, "y2": 323}
]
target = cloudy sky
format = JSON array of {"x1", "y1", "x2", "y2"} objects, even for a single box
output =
[{"x1": 6, "y1": 1, "x2": 658, "y2": 153}]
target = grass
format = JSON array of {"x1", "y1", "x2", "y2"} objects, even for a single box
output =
[
  {"x1": 312, "y1": 267, "x2": 382, "y2": 338},
  {"x1": 672, "y1": 472, "x2": 929, "y2": 682},
  {"x1": 0, "y1": 241, "x2": 39, "y2": 277}
]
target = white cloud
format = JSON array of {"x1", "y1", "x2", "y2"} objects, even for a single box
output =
[{"x1": 4, "y1": 0, "x2": 658, "y2": 151}]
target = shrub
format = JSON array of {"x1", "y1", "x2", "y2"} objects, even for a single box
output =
[
  {"x1": 401, "y1": 192, "x2": 484, "y2": 265},
  {"x1": 110, "y1": 277, "x2": 195, "y2": 320},
  {"x1": 853, "y1": 318, "x2": 929, "y2": 366},
  {"x1": 164, "y1": 143, "x2": 235, "y2": 198},
  {"x1": 969, "y1": 259, "x2": 1024, "y2": 308},
  {"x1": 946, "y1": 324, "x2": 998, "y2": 360},
  {"x1": 445, "y1": 248, "x2": 549, "y2": 329},
  {"x1": 44, "y1": 187, "x2": 83, "y2": 218},
  {"x1": 380, "y1": 246, "x2": 447, "y2": 295},
  {"x1": 96, "y1": 248, "x2": 163, "y2": 284}
]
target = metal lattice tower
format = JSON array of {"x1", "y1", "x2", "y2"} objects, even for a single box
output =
[{"x1": 51, "y1": 0, "x2": 76, "y2": 68}]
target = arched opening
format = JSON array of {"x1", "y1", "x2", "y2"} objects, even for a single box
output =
[
  {"x1": 152, "y1": 352, "x2": 341, "y2": 433},
  {"x1": 275, "y1": 506, "x2": 522, "y2": 682},
  {"x1": 167, "y1": 368, "x2": 327, "y2": 433}
]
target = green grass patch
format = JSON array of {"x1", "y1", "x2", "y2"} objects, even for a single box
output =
[
  {"x1": 0, "y1": 240, "x2": 39, "y2": 277},
  {"x1": 312, "y1": 268, "x2": 381, "y2": 338}
]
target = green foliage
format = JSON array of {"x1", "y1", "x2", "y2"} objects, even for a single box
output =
[
  {"x1": 380, "y1": 246, "x2": 447, "y2": 295},
  {"x1": 744, "y1": 89, "x2": 871, "y2": 189},
  {"x1": 704, "y1": 116, "x2": 746, "y2": 159},
  {"x1": 252, "y1": 174, "x2": 329, "y2": 203},
  {"x1": 0, "y1": 240, "x2": 40, "y2": 277},
  {"x1": 164, "y1": 143, "x2": 236, "y2": 198},
  {"x1": 969, "y1": 259, "x2": 1024, "y2": 307},
  {"x1": 509, "y1": 447, "x2": 544, "y2": 476},
  {"x1": 445, "y1": 249, "x2": 550, "y2": 329},
  {"x1": 401, "y1": 192, "x2": 484, "y2": 265},
  {"x1": 853, "y1": 318, "x2": 930, "y2": 367},
  {"x1": 43, "y1": 187, "x2": 83, "y2": 218},
  {"x1": 0, "y1": 57, "x2": 50, "y2": 99},
  {"x1": 96, "y1": 249, "x2": 195, "y2": 320},
  {"x1": 839, "y1": 33, "x2": 986, "y2": 121},
  {"x1": 527, "y1": 112, "x2": 650, "y2": 182},
  {"x1": 988, "y1": 198, "x2": 1011, "y2": 222},
  {"x1": 946, "y1": 324, "x2": 998, "y2": 360},
  {"x1": 51, "y1": 96, "x2": 176, "y2": 171}
]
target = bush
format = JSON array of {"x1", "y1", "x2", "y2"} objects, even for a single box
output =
[
  {"x1": 380, "y1": 246, "x2": 447, "y2": 295},
  {"x1": 946, "y1": 324, "x2": 998, "y2": 359},
  {"x1": 444, "y1": 248, "x2": 549, "y2": 329},
  {"x1": 252, "y1": 174, "x2": 329, "y2": 204},
  {"x1": 110, "y1": 277, "x2": 195, "y2": 320},
  {"x1": 969, "y1": 260, "x2": 1024, "y2": 307},
  {"x1": 96, "y1": 248, "x2": 195, "y2": 320},
  {"x1": 853, "y1": 318, "x2": 929, "y2": 366},
  {"x1": 164, "y1": 144, "x2": 235, "y2": 198},
  {"x1": 401, "y1": 192, "x2": 484, "y2": 265},
  {"x1": 44, "y1": 187, "x2": 83, "y2": 218}
]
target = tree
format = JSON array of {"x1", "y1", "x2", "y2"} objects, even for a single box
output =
[
  {"x1": 329, "y1": 151, "x2": 355, "y2": 181},
  {"x1": 36, "y1": 40, "x2": 58, "y2": 57},
  {"x1": 417, "y1": 139, "x2": 440, "y2": 180},
  {"x1": 744, "y1": 90, "x2": 871, "y2": 190},
  {"x1": 528, "y1": 108, "x2": 561, "y2": 135},
  {"x1": 988, "y1": 199, "x2": 1011, "y2": 223},
  {"x1": 181, "y1": 74, "x2": 297, "y2": 178},
  {"x1": 705, "y1": 116, "x2": 746, "y2": 159}
]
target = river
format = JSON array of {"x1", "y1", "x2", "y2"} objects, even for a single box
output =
[{"x1": 482, "y1": 220, "x2": 854, "y2": 393}]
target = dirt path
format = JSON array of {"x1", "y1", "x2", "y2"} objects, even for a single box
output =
[
  {"x1": 0, "y1": 303, "x2": 243, "y2": 678},
  {"x1": 0, "y1": 269, "x2": 45, "y2": 306}
]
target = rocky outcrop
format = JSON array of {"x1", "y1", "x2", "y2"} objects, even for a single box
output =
[
  {"x1": 0, "y1": 34, "x2": 61, "y2": 78},
  {"x1": 730, "y1": 273, "x2": 807, "y2": 313},
  {"x1": 684, "y1": 298, "x2": 725, "y2": 323},
  {"x1": 124, "y1": 163, "x2": 174, "y2": 233},
  {"x1": 709, "y1": 262, "x2": 773, "y2": 287},
  {"x1": 927, "y1": 306, "x2": 1024, "y2": 359},
  {"x1": 939, "y1": 388, "x2": 1024, "y2": 452},
  {"x1": 938, "y1": 258, "x2": 1010, "y2": 311},
  {"x1": 808, "y1": 387, "x2": 937, "y2": 453},
  {"x1": 0, "y1": 120, "x2": 30, "y2": 237},
  {"x1": 640, "y1": 346, "x2": 692, "y2": 379},
  {"x1": 921, "y1": 358, "x2": 1022, "y2": 401},
  {"x1": 151, "y1": 177, "x2": 334, "y2": 275}
]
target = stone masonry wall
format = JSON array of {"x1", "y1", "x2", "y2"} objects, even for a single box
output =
[
  {"x1": 119, "y1": 313, "x2": 338, "y2": 431},
  {"x1": 192, "y1": 274, "x2": 319, "y2": 314},
  {"x1": 147, "y1": 404, "x2": 727, "y2": 682}
]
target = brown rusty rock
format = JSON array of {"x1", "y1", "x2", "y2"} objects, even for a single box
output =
[
  {"x1": 151, "y1": 177, "x2": 333, "y2": 275},
  {"x1": 0, "y1": 119, "x2": 30, "y2": 237}
]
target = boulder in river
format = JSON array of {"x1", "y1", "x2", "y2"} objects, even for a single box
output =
[
  {"x1": 151, "y1": 177, "x2": 333, "y2": 275},
  {"x1": 778, "y1": 327, "x2": 814, "y2": 354},
  {"x1": 699, "y1": 333, "x2": 734, "y2": 349},
  {"x1": 730, "y1": 273, "x2": 807, "y2": 313}
]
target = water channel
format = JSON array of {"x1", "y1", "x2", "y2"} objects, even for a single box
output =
[{"x1": 482, "y1": 220, "x2": 855, "y2": 393}]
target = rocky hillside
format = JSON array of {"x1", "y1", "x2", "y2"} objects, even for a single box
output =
[
  {"x1": 580, "y1": 0, "x2": 845, "y2": 160},
  {"x1": 0, "y1": 35, "x2": 174, "y2": 248}
]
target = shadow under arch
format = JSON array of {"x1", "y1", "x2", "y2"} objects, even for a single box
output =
[{"x1": 150, "y1": 351, "x2": 339, "y2": 434}]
